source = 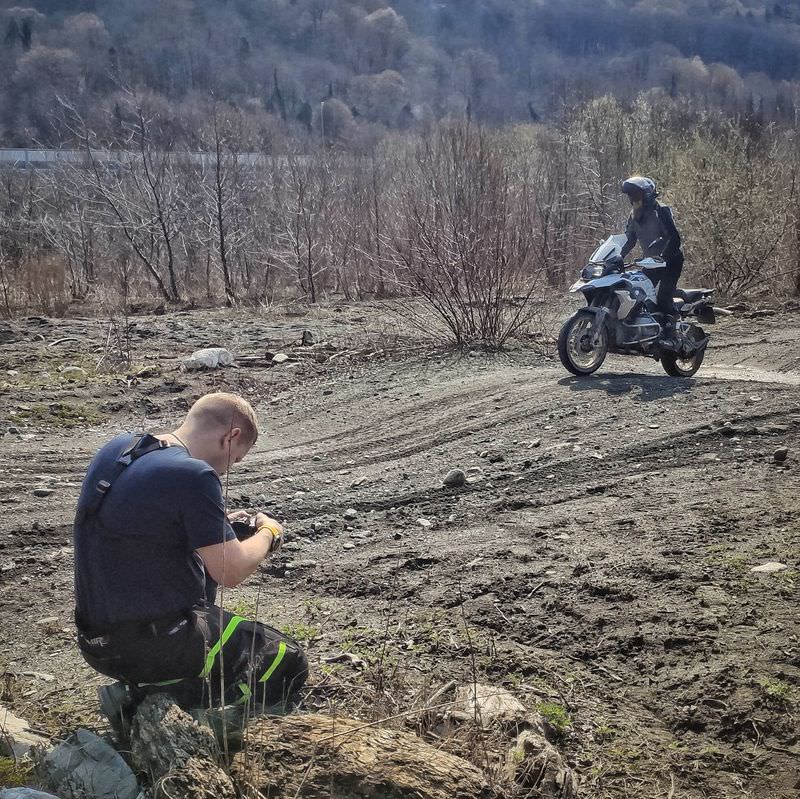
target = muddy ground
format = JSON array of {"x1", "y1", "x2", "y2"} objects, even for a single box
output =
[{"x1": 0, "y1": 301, "x2": 798, "y2": 798}]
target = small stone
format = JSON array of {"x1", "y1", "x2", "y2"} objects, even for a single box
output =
[
  {"x1": 0, "y1": 703, "x2": 51, "y2": 758},
  {"x1": 61, "y1": 365, "x2": 87, "y2": 379},
  {"x1": 416, "y1": 518, "x2": 432, "y2": 528},
  {"x1": 343, "y1": 508, "x2": 359, "y2": 521},
  {"x1": 33, "y1": 488, "x2": 55, "y2": 497},
  {"x1": 750, "y1": 562, "x2": 788, "y2": 573},
  {"x1": 300, "y1": 330, "x2": 314, "y2": 346},
  {"x1": 443, "y1": 468, "x2": 467, "y2": 488},
  {"x1": 774, "y1": 447, "x2": 789, "y2": 463},
  {"x1": 7, "y1": 426, "x2": 20, "y2": 434},
  {"x1": 452, "y1": 683, "x2": 526, "y2": 725},
  {"x1": 342, "y1": 542, "x2": 356, "y2": 550},
  {"x1": 184, "y1": 347, "x2": 234, "y2": 371},
  {"x1": 696, "y1": 587, "x2": 730, "y2": 607},
  {"x1": 272, "y1": 352, "x2": 290, "y2": 365},
  {"x1": 312, "y1": 455, "x2": 322, "y2": 461}
]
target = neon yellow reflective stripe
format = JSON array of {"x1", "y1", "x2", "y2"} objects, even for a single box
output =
[
  {"x1": 258, "y1": 642, "x2": 287, "y2": 683},
  {"x1": 199, "y1": 615, "x2": 245, "y2": 678}
]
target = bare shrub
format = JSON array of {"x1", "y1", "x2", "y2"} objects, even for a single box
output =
[
  {"x1": 388, "y1": 123, "x2": 544, "y2": 348},
  {"x1": 672, "y1": 125, "x2": 794, "y2": 299}
]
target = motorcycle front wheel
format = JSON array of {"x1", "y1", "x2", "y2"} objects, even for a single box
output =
[{"x1": 558, "y1": 311, "x2": 608, "y2": 376}]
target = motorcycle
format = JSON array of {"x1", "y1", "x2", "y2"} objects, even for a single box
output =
[{"x1": 558, "y1": 234, "x2": 715, "y2": 377}]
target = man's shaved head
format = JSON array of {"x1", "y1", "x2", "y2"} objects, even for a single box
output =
[{"x1": 185, "y1": 392, "x2": 259, "y2": 445}]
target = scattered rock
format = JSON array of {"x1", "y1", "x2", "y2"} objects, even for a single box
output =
[
  {"x1": 183, "y1": 347, "x2": 234, "y2": 371},
  {"x1": 343, "y1": 542, "x2": 356, "y2": 550},
  {"x1": 750, "y1": 562, "x2": 788, "y2": 574},
  {"x1": 452, "y1": 683, "x2": 526, "y2": 726},
  {"x1": 32, "y1": 488, "x2": 55, "y2": 498},
  {"x1": 60, "y1": 366, "x2": 87, "y2": 379},
  {"x1": 417, "y1": 518, "x2": 432, "y2": 528},
  {"x1": 300, "y1": 330, "x2": 314, "y2": 346},
  {"x1": 272, "y1": 353, "x2": 290, "y2": 365},
  {"x1": 0, "y1": 791, "x2": 61, "y2": 799},
  {"x1": 134, "y1": 365, "x2": 160, "y2": 378},
  {"x1": 323, "y1": 653, "x2": 366, "y2": 670},
  {"x1": 773, "y1": 447, "x2": 789, "y2": 464},
  {"x1": 0, "y1": 704, "x2": 50, "y2": 758},
  {"x1": 42, "y1": 729, "x2": 139, "y2": 799},
  {"x1": 343, "y1": 508, "x2": 359, "y2": 521},
  {"x1": 696, "y1": 587, "x2": 730, "y2": 608},
  {"x1": 506, "y1": 728, "x2": 579, "y2": 799},
  {"x1": 7, "y1": 426, "x2": 20, "y2": 434},
  {"x1": 442, "y1": 468, "x2": 466, "y2": 488}
]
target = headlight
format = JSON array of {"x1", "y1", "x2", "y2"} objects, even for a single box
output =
[{"x1": 582, "y1": 264, "x2": 605, "y2": 280}]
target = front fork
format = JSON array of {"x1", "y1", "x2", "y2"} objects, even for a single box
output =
[{"x1": 585, "y1": 306, "x2": 612, "y2": 346}]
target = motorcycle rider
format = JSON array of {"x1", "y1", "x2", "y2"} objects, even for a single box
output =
[{"x1": 619, "y1": 176, "x2": 684, "y2": 350}]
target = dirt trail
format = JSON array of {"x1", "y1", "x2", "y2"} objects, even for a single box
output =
[{"x1": 0, "y1": 306, "x2": 798, "y2": 798}]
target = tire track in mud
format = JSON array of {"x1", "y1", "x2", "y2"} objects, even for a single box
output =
[
  {"x1": 245, "y1": 364, "x2": 799, "y2": 479},
  {"x1": 268, "y1": 404, "x2": 799, "y2": 521}
]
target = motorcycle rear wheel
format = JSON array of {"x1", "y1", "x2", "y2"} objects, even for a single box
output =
[
  {"x1": 661, "y1": 348, "x2": 705, "y2": 377},
  {"x1": 558, "y1": 311, "x2": 608, "y2": 376},
  {"x1": 661, "y1": 325, "x2": 707, "y2": 377}
]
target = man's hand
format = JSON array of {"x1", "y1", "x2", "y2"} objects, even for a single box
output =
[
  {"x1": 253, "y1": 513, "x2": 284, "y2": 553},
  {"x1": 198, "y1": 512, "x2": 285, "y2": 587}
]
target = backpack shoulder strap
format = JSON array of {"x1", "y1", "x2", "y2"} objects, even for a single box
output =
[{"x1": 76, "y1": 434, "x2": 168, "y2": 522}]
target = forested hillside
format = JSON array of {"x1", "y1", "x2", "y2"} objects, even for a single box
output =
[{"x1": 2, "y1": 0, "x2": 800, "y2": 146}]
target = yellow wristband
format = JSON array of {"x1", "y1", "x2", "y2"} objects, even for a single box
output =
[{"x1": 256, "y1": 522, "x2": 281, "y2": 538}]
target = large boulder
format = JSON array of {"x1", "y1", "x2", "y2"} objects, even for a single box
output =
[
  {"x1": 129, "y1": 694, "x2": 236, "y2": 799},
  {"x1": 231, "y1": 712, "x2": 492, "y2": 799}
]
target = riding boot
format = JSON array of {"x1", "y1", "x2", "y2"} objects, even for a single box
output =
[{"x1": 658, "y1": 314, "x2": 680, "y2": 351}]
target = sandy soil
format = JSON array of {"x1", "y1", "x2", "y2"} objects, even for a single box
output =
[{"x1": 0, "y1": 302, "x2": 798, "y2": 798}]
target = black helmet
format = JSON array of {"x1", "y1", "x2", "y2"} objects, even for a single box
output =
[{"x1": 621, "y1": 176, "x2": 657, "y2": 204}]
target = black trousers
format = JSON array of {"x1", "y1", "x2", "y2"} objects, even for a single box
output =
[
  {"x1": 78, "y1": 605, "x2": 308, "y2": 709},
  {"x1": 649, "y1": 253, "x2": 684, "y2": 318}
]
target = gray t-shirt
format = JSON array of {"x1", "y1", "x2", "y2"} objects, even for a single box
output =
[{"x1": 74, "y1": 433, "x2": 235, "y2": 630}]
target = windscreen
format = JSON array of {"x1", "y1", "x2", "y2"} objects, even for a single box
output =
[{"x1": 589, "y1": 234, "x2": 628, "y2": 263}]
